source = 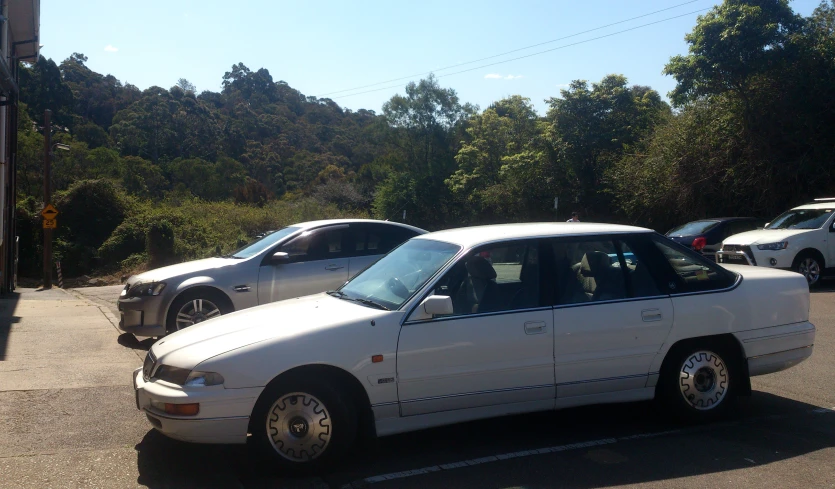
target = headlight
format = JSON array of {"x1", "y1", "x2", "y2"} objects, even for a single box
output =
[
  {"x1": 152, "y1": 364, "x2": 191, "y2": 384},
  {"x1": 184, "y1": 371, "x2": 225, "y2": 387},
  {"x1": 126, "y1": 281, "x2": 166, "y2": 297},
  {"x1": 152, "y1": 365, "x2": 224, "y2": 387},
  {"x1": 757, "y1": 241, "x2": 788, "y2": 251}
]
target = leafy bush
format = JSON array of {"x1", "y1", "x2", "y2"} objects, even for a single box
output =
[{"x1": 147, "y1": 220, "x2": 175, "y2": 268}]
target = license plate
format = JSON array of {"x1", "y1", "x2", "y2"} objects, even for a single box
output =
[{"x1": 727, "y1": 254, "x2": 745, "y2": 262}]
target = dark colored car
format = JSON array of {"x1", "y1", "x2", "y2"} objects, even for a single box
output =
[{"x1": 666, "y1": 217, "x2": 764, "y2": 261}]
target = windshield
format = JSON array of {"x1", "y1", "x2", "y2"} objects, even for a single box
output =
[
  {"x1": 230, "y1": 226, "x2": 301, "y2": 258},
  {"x1": 667, "y1": 220, "x2": 720, "y2": 237},
  {"x1": 766, "y1": 209, "x2": 833, "y2": 230},
  {"x1": 339, "y1": 239, "x2": 460, "y2": 310}
]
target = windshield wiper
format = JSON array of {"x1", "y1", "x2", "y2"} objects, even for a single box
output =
[
  {"x1": 328, "y1": 290, "x2": 388, "y2": 310},
  {"x1": 352, "y1": 298, "x2": 390, "y2": 310}
]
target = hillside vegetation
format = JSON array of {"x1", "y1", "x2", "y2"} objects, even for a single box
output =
[{"x1": 16, "y1": 0, "x2": 835, "y2": 278}]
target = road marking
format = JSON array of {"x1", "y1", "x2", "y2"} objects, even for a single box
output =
[{"x1": 344, "y1": 406, "x2": 835, "y2": 487}]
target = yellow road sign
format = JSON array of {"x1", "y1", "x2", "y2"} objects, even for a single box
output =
[
  {"x1": 43, "y1": 218, "x2": 57, "y2": 229},
  {"x1": 41, "y1": 204, "x2": 59, "y2": 219}
]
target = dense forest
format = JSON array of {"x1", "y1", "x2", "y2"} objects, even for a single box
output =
[{"x1": 15, "y1": 0, "x2": 835, "y2": 278}]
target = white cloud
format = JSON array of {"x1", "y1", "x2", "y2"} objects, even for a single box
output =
[
  {"x1": 555, "y1": 83, "x2": 570, "y2": 88},
  {"x1": 485, "y1": 73, "x2": 524, "y2": 80},
  {"x1": 104, "y1": 45, "x2": 119, "y2": 52}
]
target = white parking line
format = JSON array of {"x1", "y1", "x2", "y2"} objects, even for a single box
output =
[{"x1": 341, "y1": 407, "x2": 835, "y2": 488}]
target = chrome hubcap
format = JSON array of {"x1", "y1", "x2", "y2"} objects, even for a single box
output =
[
  {"x1": 679, "y1": 350, "x2": 729, "y2": 411},
  {"x1": 266, "y1": 392, "x2": 332, "y2": 462},
  {"x1": 175, "y1": 299, "x2": 221, "y2": 330},
  {"x1": 798, "y1": 258, "x2": 821, "y2": 285}
]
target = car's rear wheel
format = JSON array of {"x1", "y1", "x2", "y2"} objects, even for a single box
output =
[
  {"x1": 165, "y1": 289, "x2": 232, "y2": 334},
  {"x1": 793, "y1": 252, "x2": 823, "y2": 287},
  {"x1": 250, "y1": 378, "x2": 357, "y2": 473},
  {"x1": 659, "y1": 341, "x2": 738, "y2": 422}
]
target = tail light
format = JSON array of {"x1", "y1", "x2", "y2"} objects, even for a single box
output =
[{"x1": 692, "y1": 237, "x2": 707, "y2": 251}]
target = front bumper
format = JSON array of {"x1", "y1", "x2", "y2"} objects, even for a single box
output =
[
  {"x1": 118, "y1": 296, "x2": 167, "y2": 337},
  {"x1": 133, "y1": 368, "x2": 260, "y2": 444},
  {"x1": 717, "y1": 247, "x2": 794, "y2": 269}
]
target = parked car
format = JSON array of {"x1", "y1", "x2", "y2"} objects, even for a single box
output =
[
  {"x1": 133, "y1": 222, "x2": 814, "y2": 470},
  {"x1": 717, "y1": 198, "x2": 835, "y2": 286},
  {"x1": 666, "y1": 217, "x2": 764, "y2": 261},
  {"x1": 118, "y1": 219, "x2": 426, "y2": 337}
]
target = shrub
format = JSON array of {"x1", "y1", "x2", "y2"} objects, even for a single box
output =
[{"x1": 147, "y1": 220, "x2": 175, "y2": 268}]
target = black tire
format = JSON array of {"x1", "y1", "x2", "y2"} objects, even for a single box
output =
[
  {"x1": 249, "y1": 377, "x2": 357, "y2": 474},
  {"x1": 165, "y1": 288, "x2": 233, "y2": 334},
  {"x1": 658, "y1": 340, "x2": 739, "y2": 422},
  {"x1": 792, "y1": 251, "x2": 824, "y2": 288}
]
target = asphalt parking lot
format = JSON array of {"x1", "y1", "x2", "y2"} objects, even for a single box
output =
[{"x1": 2, "y1": 283, "x2": 834, "y2": 488}]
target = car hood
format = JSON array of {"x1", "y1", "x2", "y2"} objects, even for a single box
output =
[
  {"x1": 150, "y1": 293, "x2": 385, "y2": 369},
  {"x1": 722, "y1": 228, "x2": 811, "y2": 246},
  {"x1": 128, "y1": 257, "x2": 240, "y2": 283}
]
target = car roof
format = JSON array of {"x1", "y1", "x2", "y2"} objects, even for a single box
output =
[
  {"x1": 293, "y1": 219, "x2": 427, "y2": 234},
  {"x1": 414, "y1": 222, "x2": 651, "y2": 248},
  {"x1": 793, "y1": 202, "x2": 835, "y2": 211}
]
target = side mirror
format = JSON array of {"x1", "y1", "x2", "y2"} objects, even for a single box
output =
[
  {"x1": 830, "y1": 222, "x2": 835, "y2": 233},
  {"x1": 270, "y1": 251, "x2": 290, "y2": 264},
  {"x1": 423, "y1": 295, "x2": 453, "y2": 316}
]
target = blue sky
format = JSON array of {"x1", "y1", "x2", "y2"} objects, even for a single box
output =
[{"x1": 41, "y1": 0, "x2": 823, "y2": 115}]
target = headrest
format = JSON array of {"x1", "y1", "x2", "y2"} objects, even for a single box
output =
[
  {"x1": 580, "y1": 251, "x2": 610, "y2": 277},
  {"x1": 466, "y1": 256, "x2": 497, "y2": 280}
]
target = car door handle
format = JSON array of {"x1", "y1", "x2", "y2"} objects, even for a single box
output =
[
  {"x1": 325, "y1": 264, "x2": 344, "y2": 271},
  {"x1": 524, "y1": 321, "x2": 547, "y2": 335},
  {"x1": 641, "y1": 309, "x2": 663, "y2": 322}
]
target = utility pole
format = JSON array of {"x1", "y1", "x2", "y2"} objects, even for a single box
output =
[{"x1": 42, "y1": 109, "x2": 52, "y2": 289}]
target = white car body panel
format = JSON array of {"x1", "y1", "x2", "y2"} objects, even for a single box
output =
[
  {"x1": 132, "y1": 223, "x2": 815, "y2": 445},
  {"x1": 397, "y1": 308, "x2": 555, "y2": 416}
]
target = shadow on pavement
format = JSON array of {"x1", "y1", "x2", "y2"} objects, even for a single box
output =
[
  {"x1": 811, "y1": 280, "x2": 835, "y2": 293},
  {"x1": 118, "y1": 332, "x2": 156, "y2": 351},
  {"x1": 133, "y1": 391, "x2": 835, "y2": 488},
  {"x1": 0, "y1": 292, "x2": 21, "y2": 361}
]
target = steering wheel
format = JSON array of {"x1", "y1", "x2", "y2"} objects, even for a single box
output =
[{"x1": 387, "y1": 277, "x2": 410, "y2": 299}]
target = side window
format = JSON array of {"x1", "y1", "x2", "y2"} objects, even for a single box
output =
[
  {"x1": 377, "y1": 226, "x2": 418, "y2": 255},
  {"x1": 351, "y1": 225, "x2": 418, "y2": 257},
  {"x1": 434, "y1": 240, "x2": 540, "y2": 316},
  {"x1": 616, "y1": 240, "x2": 662, "y2": 298},
  {"x1": 651, "y1": 236, "x2": 736, "y2": 292},
  {"x1": 550, "y1": 239, "x2": 627, "y2": 305},
  {"x1": 280, "y1": 228, "x2": 345, "y2": 262}
]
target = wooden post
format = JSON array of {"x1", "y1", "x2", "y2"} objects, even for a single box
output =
[{"x1": 42, "y1": 109, "x2": 52, "y2": 289}]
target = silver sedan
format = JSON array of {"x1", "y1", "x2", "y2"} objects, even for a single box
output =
[{"x1": 117, "y1": 219, "x2": 426, "y2": 337}]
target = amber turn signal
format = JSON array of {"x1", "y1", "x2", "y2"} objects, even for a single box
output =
[
  {"x1": 164, "y1": 403, "x2": 200, "y2": 416},
  {"x1": 372, "y1": 355, "x2": 384, "y2": 363}
]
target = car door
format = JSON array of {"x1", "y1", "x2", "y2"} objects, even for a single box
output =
[
  {"x1": 550, "y1": 235, "x2": 674, "y2": 401},
  {"x1": 256, "y1": 225, "x2": 350, "y2": 304},
  {"x1": 347, "y1": 223, "x2": 420, "y2": 278},
  {"x1": 396, "y1": 239, "x2": 555, "y2": 416}
]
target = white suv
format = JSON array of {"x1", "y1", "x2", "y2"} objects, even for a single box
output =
[{"x1": 717, "y1": 198, "x2": 835, "y2": 286}]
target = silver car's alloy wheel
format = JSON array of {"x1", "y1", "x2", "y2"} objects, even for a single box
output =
[
  {"x1": 266, "y1": 392, "x2": 332, "y2": 462},
  {"x1": 175, "y1": 299, "x2": 221, "y2": 330},
  {"x1": 678, "y1": 350, "x2": 729, "y2": 411},
  {"x1": 797, "y1": 257, "x2": 821, "y2": 285}
]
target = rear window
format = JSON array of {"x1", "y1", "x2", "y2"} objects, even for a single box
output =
[
  {"x1": 667, "y1": 220, "x2": 720, "y2": 237},
  {"x1": 651, "y1": 235, "x2": 737, "y2": 293}
]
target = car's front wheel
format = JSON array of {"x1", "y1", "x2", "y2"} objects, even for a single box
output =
[
  {"x1": 659, "y1": 341, "x2": 738, "y2": 422},
  {"x1": 165, "y1": 289, "x2": 232, "y2": 334},
  {"x1": 249, "y1": 378, "x2": 357, "y2": 473},
  {"x1": 793, "y1": 252, "x2": 823, "y2": 287}
]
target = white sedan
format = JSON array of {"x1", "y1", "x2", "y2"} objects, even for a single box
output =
[{"x1": 133, "y1": 223, "x2": 815, "y2": 471}]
